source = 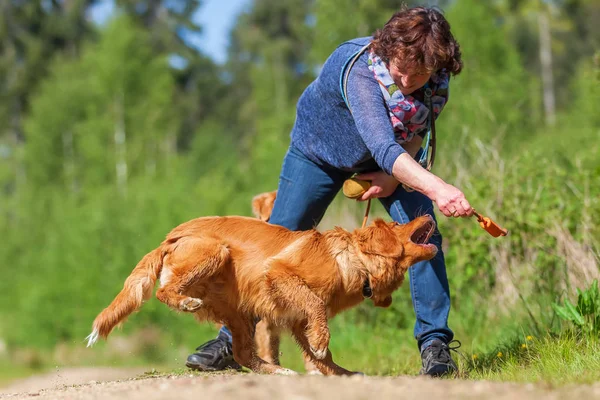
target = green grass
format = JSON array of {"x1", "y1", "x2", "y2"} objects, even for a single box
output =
[
  {"x1": 2, "y1": 283, "x2": 599, "y2": 388},
  {"x1": 463, "y1": 334, "x2": 600, "y2": 384},
  {"x1": 4, "y1": 321, "x2": 600, "y2": 388},
  {"x1": 281, "y1": 325, "x2": 600, "y2": 385},
  {"x1": 277, "y1": 325, "x2": 421, "y2": 375}
]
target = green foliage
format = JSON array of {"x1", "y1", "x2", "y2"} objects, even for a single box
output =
[
  {"x1": 553, "y1": 280, "x2": 600, "y2": 336},
  {"x1": 0, "y1": 0, "x2": 97, "y2": 135},
  {"x1": 463, "y1": 333, "x2": 600, "y2": 385},
  {"x1": 23, "y1": 16, "x2": 177, "y2": 192},
  {"x1": 309, "y1": 0, "x2": 402, "y2": 63},
  {"x1": 227, "y1": 0, "x2": 315, "y2": 188},
  {"x1": 443, "y1": 0, "x2": 538, "y2": 147}
]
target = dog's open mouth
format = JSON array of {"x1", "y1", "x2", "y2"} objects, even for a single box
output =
[{"x1": 410, "y1": 220, "x2": 435, "y2": 245}]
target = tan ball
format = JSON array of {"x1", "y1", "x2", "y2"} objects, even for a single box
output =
[{"x1": 342, "y1": 178, "x2": 371, "y2": 199}]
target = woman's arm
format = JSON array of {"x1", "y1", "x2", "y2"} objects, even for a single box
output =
[
  {"x1": 344, "y1": 57, "x2": 408, "y2": 175},
  {"x1": 344, "y1": 56, "x2": 472, "y2": 217},
  {"x1": 391, "y1": 153, "x2": 473, "y2": 218},
  {"x1": 357, "y1": 139, "x2": 473, "y2": 218}
]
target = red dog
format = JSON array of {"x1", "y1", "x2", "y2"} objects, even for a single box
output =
[{"x1": 87, "y1": 194, "x2": 437, "y2": 375}]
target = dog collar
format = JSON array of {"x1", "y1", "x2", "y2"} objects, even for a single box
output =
[{"x1": 362, "y1": 277, "x2": 373, "y2": 298}]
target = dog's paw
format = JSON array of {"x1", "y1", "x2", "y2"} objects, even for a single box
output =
[
  {"x1": 179, "y1": 297, "x2": 203, "y2": 311},
  {"x1": 307, "y1": 369, "x2": 324, "y2": 376},
  {"x1": 310, "y1": 346, "x2": 328, "y2": 360},
  {"x1": 307, "y1": 326, "x2": 330, "y2": 360}
]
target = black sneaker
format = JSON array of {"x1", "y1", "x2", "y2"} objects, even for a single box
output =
[
  {"x1": 186, "y1": 332, "x2": 242, "y2": 371},
  {"x1": 419, "y1": 339, "x2": 459, "y2": 377}
]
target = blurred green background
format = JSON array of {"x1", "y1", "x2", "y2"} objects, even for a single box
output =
[{"x1": 0, "y1": 0, "x2": 598, "y2": 382}]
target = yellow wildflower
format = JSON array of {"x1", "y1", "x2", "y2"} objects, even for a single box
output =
[
  {"x1": 497, "y1": 352, "x2": 503, "y2": 358},
  {"x1": 521, "y1": 344, "x2": 527, "y2": 349},
  {"x1": 472, "y1": 354, "x2": 478, "y2": 360},
  {"x1": 526, "y1": 335, "x2": 533, "y2": 341}
]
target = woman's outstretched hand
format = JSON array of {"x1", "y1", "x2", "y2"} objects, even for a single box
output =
[
  {"x1": 390, "y1": 153, "x2": 474, "y2": 218},
  {"x1": 352, "y1": 170, "x2": 473, "y2": 218},
  {"x1": 430, "y1": 182, "x2": 473, "y2": 218}
]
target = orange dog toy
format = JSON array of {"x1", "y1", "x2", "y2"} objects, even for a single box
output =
[{"x1": 473, "y1": 210, "x2": 508, "y2": 237}]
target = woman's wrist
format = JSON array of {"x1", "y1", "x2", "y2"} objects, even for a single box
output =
[
  {"x1": 420, "y1": 175, "x2": 445, "y2": 200},
  {"x1": 391, "y1": 153, "x2": 445, "y2": 199}
]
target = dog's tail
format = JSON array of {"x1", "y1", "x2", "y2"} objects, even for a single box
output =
[
  {"x1": 86, "y1": 247, "x2": 163, "y2": 347},
  {"x1": 252, "y1": 191, "x2": 277, "y2": 222}
]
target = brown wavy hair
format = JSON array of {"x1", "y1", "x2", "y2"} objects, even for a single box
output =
[{"x1": 371, "y1": 6, "x2": 462, "y2": 75}]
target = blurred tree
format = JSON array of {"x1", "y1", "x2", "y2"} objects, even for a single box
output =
[
  {"x1": 499, "y1": 0, "x2": 565, "y2": 126},
  {"x1": 440, "y1": 0, "x2": 534, "y2": 148},
  {"x1": 0, "y1": 0, "x2": 99, "y2": 193},
  {"x1": 226, "y1": 0, "x2": 314, "y2": 187},
  {"x1": 566, "y1": 52, "x2": 600, "y2": 167},
  {"x1": 309, "y1": 0, "x2": 404, "y2": 64},
  {"x1": 115, "y1": 0, "x2": 226, "y2": 150},
  {"x1": 552, "y1": 0, "x2": 600, "y2": 105},
  {"x1": 499, "y1": 0, "x2": 600, "y2": 121},
  {"x1": 116, "y1": 0, "x2": 201, "y2": 53},
  {"x1": 23, "y1": 17, "x2": 177, "y2": 195}
]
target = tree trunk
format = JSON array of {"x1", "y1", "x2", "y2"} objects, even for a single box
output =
[
  {"x1": 538, "y1": 10, "x2": 556, "y2": 126},
  {"x1": 114, "y1": 92, "x2": 128, "y2": 195},
  {"x1": 11, "y1": 99, "x2": 26, "y2": 192},
  {"x1": 62, "y1": 130, "x2": 77, "y2": 193}
]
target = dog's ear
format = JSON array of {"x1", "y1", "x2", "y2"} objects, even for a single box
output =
[
  {"x1": 356, "y1": 219, "x2": 403, "y2": 258},
  {"x1": 252, "y1": 191, "x2": 277, "y2": 221},
  {"x1": 373, "y1": 295, "x2": 393, "y2": 308}
]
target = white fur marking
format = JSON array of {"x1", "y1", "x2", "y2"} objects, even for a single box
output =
[
  {"x1": 138, "y1": 277, "x2": 153, "y2": 301},
  {"x1": 335, "y1": 251, "x2": 353, "y2": 283},
  {"x1": 264, "y1": 235, "x2": 311, "y2": 271},
  {"x1": 86, "y1": 329, "x2": 99, "y2": 347},
  {"x1": 268, "y1": 235, "x2": 311, "y2": 261},
  {"x1": 159, "y1": 267, "x2": 173, "y2": 288},
  {"x1": 333, "y1": 245, "x2": 365, "y2": 291},
  {"x1": 274, "y1": 368, "x2": 298, "y2": 376},
  {"x1": 311, "y1": 347, "x2": 327, "y2": 360}
]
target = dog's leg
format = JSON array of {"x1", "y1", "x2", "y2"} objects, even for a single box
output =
[
  {"x1": 254, "y1": 320, "x2": 318, "y2": 372},
  {"x1": 255, "y1": 320, "x2": 281, "y2": 365},
  {"x1": 291, "y1": 323, "x2": 355, "y2": 376},
  {"x1": 156, "y1": 285, "x2": 204, "y2": 312},
  {"x1": 156, "y1": 237, "x2": 229, "y2": 312},
  {"x1": 303, "y1": 356, "x2": 321, "y2": 375},
  {"x1": 227, "y1": 318, "x2": 297, "y2": 375},
  {"x1": 266, "y1": 268, "x2": 330, "y2": 360}
]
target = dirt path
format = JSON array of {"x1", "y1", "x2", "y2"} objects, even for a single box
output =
[{"x1": 2, "y1": 368, "x2": 600, "y2": 400}]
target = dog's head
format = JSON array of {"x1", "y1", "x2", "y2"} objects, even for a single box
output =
[
  {"x1": 252, "y1": 191, "x2": 277, "y2": 222},
  {"x1": 355, "y1": 215, "x2": 438, "y2": 307}
]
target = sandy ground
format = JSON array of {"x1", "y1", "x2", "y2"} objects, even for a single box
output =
[{"x1": 2, "y1": 368, "x2": 600, "y2": 400}]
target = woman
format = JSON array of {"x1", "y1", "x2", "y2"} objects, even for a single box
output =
[{"x1": 187, "y1": 6, "x2": 471, "y2": 377}]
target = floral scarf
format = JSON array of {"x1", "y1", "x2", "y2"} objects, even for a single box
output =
[{"x1": 367, "y1": 50, "x2": 449, "y2": 143}]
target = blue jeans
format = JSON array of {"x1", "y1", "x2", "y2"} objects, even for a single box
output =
[{"x1": 219, "y1": 145, "x2": 453, "y2": 351}]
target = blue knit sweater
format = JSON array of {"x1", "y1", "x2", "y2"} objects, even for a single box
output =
[{"x1": 291, "y1": 37, "x2": 407, "y2": 175}]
